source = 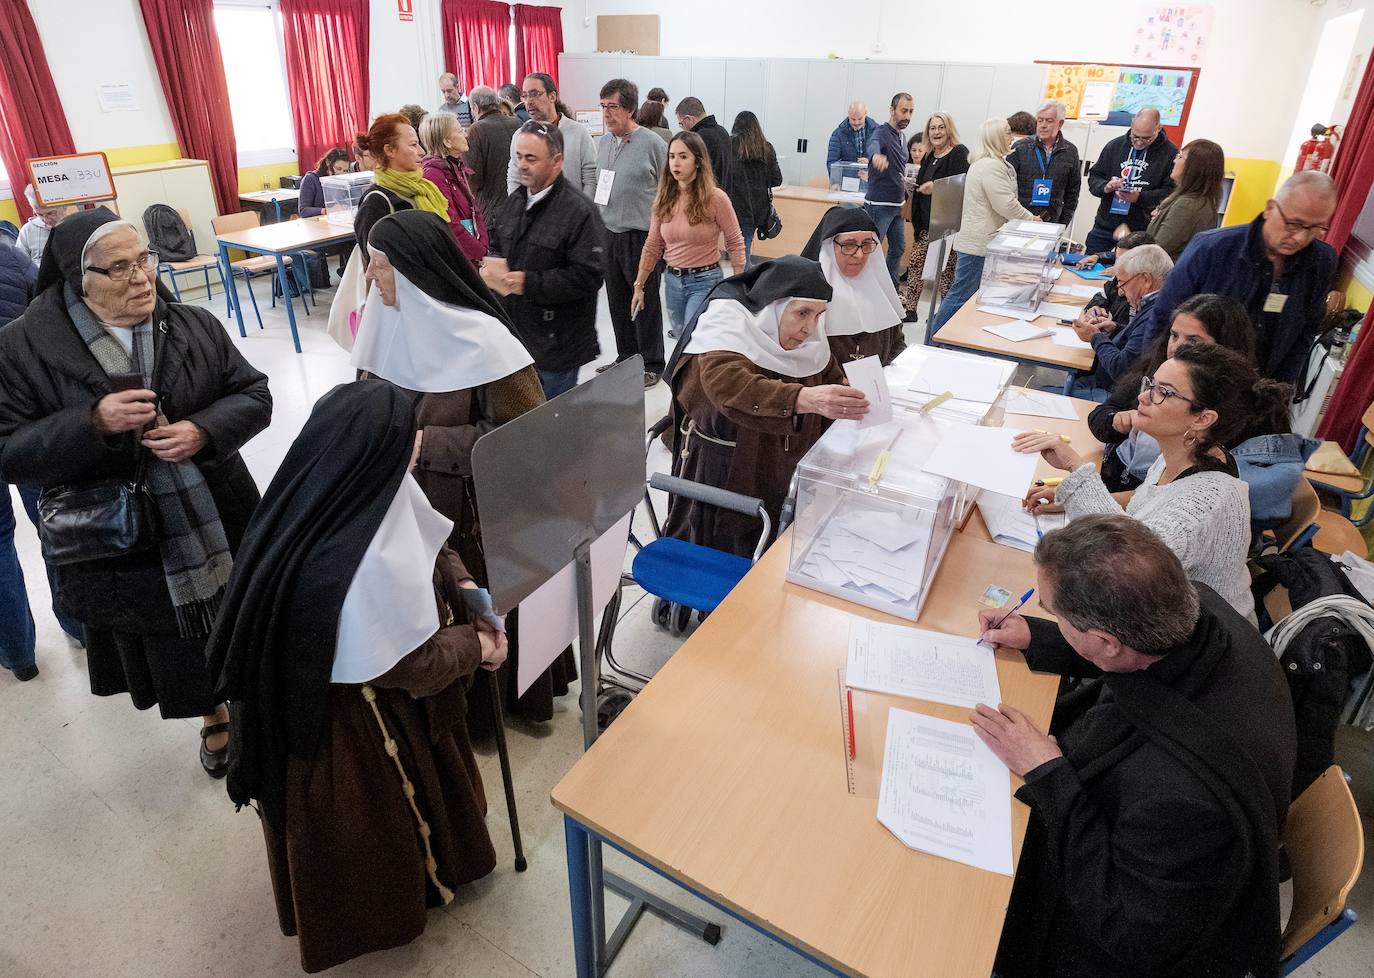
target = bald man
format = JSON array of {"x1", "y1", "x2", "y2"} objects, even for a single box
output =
[
  {"x1": 1151, "y1": 171, "x2": 1338, "y2": 385},
  {"x1": 827, "y1": 100, "x2": 877, "y2": 171},
  {"x1": 1085, "y1": 108, "x2": 1179, "y2": 254}
]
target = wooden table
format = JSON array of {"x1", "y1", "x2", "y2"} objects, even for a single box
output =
[{"x1": 214, "y1": 216, "x2": 354, "y2": 353}]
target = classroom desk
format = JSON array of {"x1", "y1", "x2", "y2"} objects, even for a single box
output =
[
  {"x1": 215, "y1": 216, "x2": 354, "y2": 353},
  {"x1": 552, "y1": 525, "x2": 1062, "y2": 977},
  {"x1": 239, "y1": 189, "x2": 300, "y2": 223}
]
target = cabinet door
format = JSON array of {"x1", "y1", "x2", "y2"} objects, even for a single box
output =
[
  {"x1": 894, "y1": 62, "x2": 943, "y2": 124},
  {"x1": 988, "y1": 63, "x2": 1048, "y2": 119},
  {"x1": 937, "y1": 64, "x2": 997, "y2": 138},
  {"x1": 801, "y1": 60, "x2": 852, "y2": 186},
  {"x1": 690, "y1": 60, "x2": 727, "y2": 123},
  {"x1": 848, "y1": 62, "x2": 898, "y2": 128},
  {"x1": 765, "y1": 60, "x2": 810, "y2": 186},
  {"x1": 558, "y1": 54, "x2": 624, "y2": 117},
  {"x1": 723, "y1": 60, "x2": 766, "y2": 134},
  {"x1": 621, "y1": 56, "x2": 691, "y2": 115}
]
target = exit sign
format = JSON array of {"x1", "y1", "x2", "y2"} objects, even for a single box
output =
[{"x1": 398, "y1": 0, "x2": 413, "y2": 21}]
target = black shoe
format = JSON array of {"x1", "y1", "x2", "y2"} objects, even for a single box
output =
[
  {"x1": 200, "y1": 721, "x2": 230, "y2": 779},
  {"x1": 643, "y1": 371, "x2": 660, "y2": 389},
  {"x1": 12, "y1": 663, "x2": 38, "y2": 682}
]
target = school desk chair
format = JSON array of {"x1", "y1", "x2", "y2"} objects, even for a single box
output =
[
  {"x1": 1280, "y1": 765, "x2": 1364, "y2": 976},
  {"x1": 1307, "y1": 400, "x2": 1374, "y2": 527},
  {"x1": 211, "y1": 211, "x2": 312, "y2": 331},
  {"x1": 155, "y1": 207, "x2": 227, "y2": 303}
]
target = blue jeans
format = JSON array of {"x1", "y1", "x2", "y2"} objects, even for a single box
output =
[
  {"x1": 926, "y1": 252, "x2": 985, "y2": 343},
  {"x1": 738, "y1": 222, "x2": 756, "y2": 269},
  {"x1": 664, "y1": 265, "x2": 723, "y2": 333},
  {"x1": 1084, "y1": 221, "x2": 1120, "y2": 257},
  {"x1": 1, "y1": 483, "x2": 36, "y2": 673},
  {"x1": 538, "y1": 367, "x2": 581, "y2": 400},
  {"x1": 17, "y1": 482, "x2": 84, "y2": 642},
  {"x1": 864, "y1": 203, "x2": 906, "y2": 284}
]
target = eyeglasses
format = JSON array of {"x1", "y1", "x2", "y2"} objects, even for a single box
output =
[
  {"x1": 1128, "y1": 131, "x2": 1157, "y2": 144},
  {"x1": 836, "y1": 239, "x2": 879, "y2": 256},
  {"x1": 1271, "y1": 200, "x2": 1329, "y2": 238},
  {"x1": 521, "y1": 90, "x2": 549, "y2": 100},
  {"x1": 1139, "y1": 374, "x2": 1202, "y2": 410},
  {"x1": 86, "y1": 251, "x2": 159, "y2": 282},
  {"x1": 599, "y1": 102, "x2": 626, "y2": 113}
]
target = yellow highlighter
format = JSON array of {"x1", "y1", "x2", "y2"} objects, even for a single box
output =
[
  {"x1": 868, "y1": 449, "x2": 891, "y2": 489},
  {"x1": 1035, "y1": 477, "x2": 1064, "y2": 488},
  {"x1": 1034, "y1": 429, "x2": 1072, "y2": 444}
]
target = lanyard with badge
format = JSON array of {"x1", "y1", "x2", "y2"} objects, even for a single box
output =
[
  {"x1": 1031, "y1": 143, "x2": 1053, "y2": 208},
  {"x1": 1110, "y1": 146, "x2": 1141, "y2": 215},
  {"x1": 595, "y1": 130, "x2": 631, "y2": 206}
]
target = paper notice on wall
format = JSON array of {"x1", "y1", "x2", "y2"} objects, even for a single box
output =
[
  {"x1": 97, "y1": 83, "x2": 139, "y2": 113},
  {"x1": 1132, "y1": 4, "x2": 1214, "y2": 67}
]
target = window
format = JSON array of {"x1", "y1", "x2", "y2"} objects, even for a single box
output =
[{"x1": 213, "y1": 1, "x2": 296, "y2": 166}]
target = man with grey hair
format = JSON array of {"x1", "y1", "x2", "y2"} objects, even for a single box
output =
[
  {"x1": 1075, "y1": 242, "x2": 1173, "y2": 392},
  {"x1": 826, "y1": 100, "x2": 877, "y2": 171},
  {"x1": 974, "y1": 513, "x2": 1294, "y2": 978},
  {"x1": 15, "y1": 185, "x2": 76, "y2": 266},
  {"x1": 436, "y1": 72, "x2": 472, "y2": 127},
  {"x1": 1010, "y1": 99, "x2": 1080, "y2": 227},
  {"x1": 1085, "y1": 107, "x2": 1178, "y2": 254},
  {"x1": 1152, "y1": 170, "x2": 1338, "y2": 384},
  {"x1": 466, "y1": 84, "x2": 523, "y2": 223},
  {"x1": 505, "y1": 72, "x2": 597, "y2": 197}
]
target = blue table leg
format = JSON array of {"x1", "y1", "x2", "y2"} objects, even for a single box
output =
[
  {"x1": 1060, "y1": 368, "x2": 1079, "y2": 397},
  {"x1": 273, "y1": 255, "x2": 303, "y2": 353},
  {"x1": 564, "y1": 816, "x2": 597, "y2": 978},
  {"x1": 218, "y1": 243, "x2": 246, "y2": 338}
]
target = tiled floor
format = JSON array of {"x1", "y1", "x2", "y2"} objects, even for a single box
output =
[{"x1": 3, "y1": 279, "x2": 1372, "y2": 977}]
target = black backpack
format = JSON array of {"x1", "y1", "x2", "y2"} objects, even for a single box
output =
[{"x1": 142, "y1": 204, "x2": 197, "y2": 262}]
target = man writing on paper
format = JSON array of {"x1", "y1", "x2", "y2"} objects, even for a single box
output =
[{"x1": 971, "y1": 515, "x2": 1294, "y2": 978}]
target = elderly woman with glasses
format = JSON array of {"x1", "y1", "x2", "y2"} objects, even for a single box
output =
[
  {"x1": 800, "y1": 205, "x2": 907, "y2": 365},
  {"x1": 0, "y1": 208, "x2": 271, "y2": 776}
]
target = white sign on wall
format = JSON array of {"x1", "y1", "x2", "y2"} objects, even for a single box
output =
[
  {"x1": 575, "y1": 110, "x2": 605, "y2": 136},
  {"x1": 97, "y1": 83, "x2": 139, "y2": 113},
  {"x1": 26, "y1": 153, "x2": 116, "y2": 207}
]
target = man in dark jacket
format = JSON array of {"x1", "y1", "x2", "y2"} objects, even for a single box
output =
[
  {"x1": 865, "y1": 92, "x2": 915, "y2": 285},
  {"x1": 674, "y1": 97, "x2": 732, "y2": 192},
  {"x1": 465, "y1": 85, "x2": 524, "y2": 224},
  {"x1": 1010, "y1": 99, "x2": 1081, "y2": 227},
  {"x1": 827, "y1": 102, "x2": 877, "y2": 170},
  {"x1": 0, "y1": 236, "x2": 38, "y2": 679},
  {"x1": 975, "y1": 515, "x2": 1295, "y2": 978},
  {"x1": 1085, "y1": 109, "x2": 1178, "y2": 254},
  {"x1": 483, "y1": 121, "x2": 607, "y2": 400},
  {"x1": 1151, "y1": 171, "x2": 1338, "y2": 385}
]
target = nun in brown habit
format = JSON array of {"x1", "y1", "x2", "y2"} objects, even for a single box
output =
[
  {"x1": 353, "y1": 209, "x2": 574, "y2": 737},
  {"x1": 800, "y1": 205, "x2": 908, "y2": 365},
  {"x1": 662, "y1": 255, "x2": 870, "y2": 557}
]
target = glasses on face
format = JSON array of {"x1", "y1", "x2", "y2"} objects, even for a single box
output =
[
  {"x1": 599, "y1": 102, "x2": 625, "y2": 114},
  {"x1": 1271, "y1": 200, "x2": 1329, "y2": 239},
  {"x1": 87, "y1": 251, "x2": 159, "y2": 283},
  {"x1": 836, "y1": 239, "x2": 879, "y2": 256},
  {"x1": 1139, "y1": 374, "x2": 1201, "y2": 410},
  {"x1": 1129, "y1": 131, "x2": 1156, "y2": 145},
  {"x1": 521, "y1": 90, "x2": 549, "y2": 100}
]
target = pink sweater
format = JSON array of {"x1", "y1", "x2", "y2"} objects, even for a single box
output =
[{"x1": 637, "y1": 187, "x2": 746, "y2": 281}]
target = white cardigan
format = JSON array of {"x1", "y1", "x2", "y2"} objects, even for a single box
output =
[
  {"x1": 951, "y1": 155, "x2": 1036, "y2": 257},
  {"x1": 505, "y1": 114, "x2": 599, "y2": 197},
  {"x1": 1056, "y1": 457, "x2": 1256, "y2": 624}
]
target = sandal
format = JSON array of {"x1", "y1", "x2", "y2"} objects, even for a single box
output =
[{"x1": 200, "y1": 721, "x2": 231, "y2": 780}]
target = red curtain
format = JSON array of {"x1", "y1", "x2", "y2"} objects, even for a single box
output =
[
  {"x1": 0, "y1": 0, "x2": 76, "y2": 222},
  {"x1": 442, "y1": 0, "x2": 512, "y2": 91},
  {"x1": 280, "y1": 0, "x2": 370, "y2": 174},
  {"x1": 513, "y1": 4, "x2": 563, "y2": 86},
  {"x1": 138, "y1": 0, "x2": 240, "y2": 214},
  {"x1": 1317, "y1": 56, "x2": 1374, "y2": 450}
]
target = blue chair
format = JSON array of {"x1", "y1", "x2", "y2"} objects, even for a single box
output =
[
  {"x1": 1307, "y1": 401, "x2": 1374, "y2": 527},
  {"x1": 156, "y1": 207, "x2": 228, "y2": 305},
  {"x1": 1279, "y1": 765, "x2": 1363, "y2": 976}
]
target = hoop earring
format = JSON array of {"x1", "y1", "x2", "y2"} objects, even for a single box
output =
[{"x1": 1183, "y1": 429, "x2": 1198, "y2": 448}]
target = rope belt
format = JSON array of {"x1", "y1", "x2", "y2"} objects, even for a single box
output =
[{"x1": 679, "y1": 417, "x2": 736, "y2": 465}]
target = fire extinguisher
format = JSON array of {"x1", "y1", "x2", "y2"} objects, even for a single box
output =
[{"x1": 1295, "y1": 123, "x2": 1337, "y2": 174}]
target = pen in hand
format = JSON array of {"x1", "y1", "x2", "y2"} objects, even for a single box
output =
[{"x1": 979, "y1": 587, "x2": 1035, "y2": 648}]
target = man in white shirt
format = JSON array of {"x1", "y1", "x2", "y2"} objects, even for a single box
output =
[
  {"x1": 505, "y1": 72, "x2": 597, "y2": 198},
  {"x1": 15, "y1": 185, "x2": 75, "y2": 266}
]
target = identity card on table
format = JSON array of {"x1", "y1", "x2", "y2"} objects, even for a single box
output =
[
  {"x1": 921, "y1": 425, "x2": 1040, "y2": 499},
  {"x1": 847, "y1": 619, "x2": 1001, "y2": 709},
  {"x1": 842, "y1": 355, "x2": 893, "y2": 428}
]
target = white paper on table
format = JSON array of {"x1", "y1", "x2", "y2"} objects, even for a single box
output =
[
  {"x1": 922, "y1": 425, "x2": 1040, "y2": 498},
  {"x1": 843, "y1": 355, "x2": 893, "y2": 428},
  {"x1": 910, "y1": 357, "x2": 1006, "y2": 404},
  {"x1": 1036, "y1": 300, "x2": 1085, "y2": 320},
  {"x1": 982, "y1": 321, "x2": 1052, "y2": 343},
  {"x1": 1048, "y1": 265, "x2": 1063, "y2": 280},
  {"x1": 514, "y1": 512, "x2": 631, "y2": 696},
  {"x1": 976, "y1": 303, "x2": 1038, "y2": 321},
  {"x1": 1051, "y1": 327, "x2": 1094, "y2": 350},
  {"x1": 877, "y1": 708, "x2": 1013, "y2": 876},
  {"x1": 977, "y1": 491, "x2": 1067, "y2": 553},
  {"x1": 848, "y1": 619, "x2": 1002, "y2": 709},
  {"x1": 1000, "y1": 387, "x2": 1079, "y2": 420},
  {"x1": 1053, "y1": 283, "x2": 1100, "y2": 299}
]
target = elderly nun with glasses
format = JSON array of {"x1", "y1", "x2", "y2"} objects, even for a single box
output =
[
  {"x1": 801, "y1": 205, "x2": 908, "y2": 366},
  {"x1": 0, "y1": 207, "x2": 272, "y2": 777}
]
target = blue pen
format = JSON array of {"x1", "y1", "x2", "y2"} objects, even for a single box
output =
[
  {"x1": 1032, "y1": 511, "x2": 1044, "y2": 540},
  {"x1": 980, "y1": 587, "x2": 1036, "y2": 647}
]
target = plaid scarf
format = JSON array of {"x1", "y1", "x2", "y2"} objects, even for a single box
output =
[{"x1": 66, "y1": 287, "x2": 232, "y2": 637}]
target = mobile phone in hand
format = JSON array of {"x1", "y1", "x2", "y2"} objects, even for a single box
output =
[{"x1": 108, "y1": 372, "x2": 145, "y2": 393}]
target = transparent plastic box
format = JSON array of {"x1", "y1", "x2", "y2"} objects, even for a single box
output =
[
  {"x1": 786, "y1": 415, "x2": 969, "y2": 620},
  {"x1": 979, "y1": 219, "x2": 1066, "y2": 312},
  {"x1": 828, "y1": 161, "x2": 869, "y2": 199},
  {"x1": 321, "y1": 171, "x2": 375, "y2": 227}
]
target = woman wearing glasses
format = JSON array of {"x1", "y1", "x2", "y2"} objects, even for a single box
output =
[
  {"x1": 0, "y1": 208, "x2": 271, "y2": 774},
  {"x1": 1016, "y1": 342, "x2": 1291, "y2": 624},
  {"x1": 800, "y1": 205, "x2": 906, "y2": 365}
]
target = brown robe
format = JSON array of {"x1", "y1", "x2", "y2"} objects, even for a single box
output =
[
  {"x1": 369, "y1": 365, "x2": 576, "y2": 737},
  {"x1": 827, "y1": 323, "x2": 907, "y2": 366},
  {"x1": 664, "y1": 351, "x2": 843, "y2": 557},
  {"x1": 262, "y1": 548, "x2": 497, "y2": 974}
]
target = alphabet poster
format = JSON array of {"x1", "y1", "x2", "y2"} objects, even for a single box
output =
[{"x1": 1132, "y1": 4, "x2": 1214, "y2": 66}]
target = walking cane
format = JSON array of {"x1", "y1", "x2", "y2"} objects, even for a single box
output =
[{"x1": 486, "y1": 671, "x2": 527, "y2": 872}]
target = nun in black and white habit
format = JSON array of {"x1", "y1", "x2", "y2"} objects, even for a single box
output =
[
  {"x1": 207, "y1": 381, "x2": 502, "y2": 973},
  {"x1": 800, "y1": 206, "x2": 908, "y2": 365}
]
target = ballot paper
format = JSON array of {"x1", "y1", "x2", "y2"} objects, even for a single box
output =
[
  {"x1": 1035, "y1": 300, "x2": 1084, "y2": 320},
  {"x1": 877, "y1": 709, "x2": 1013, "y2": 876},
  {"x1": 843, "y1": 355, "x2": 893, "y2": 428},
  {"x1": 982, "y1": 321, "x2": 1052, "y2": 343},
  {"x1": 797, "y1": 506, "x2": 937, "y2": 606},
  {"x1": 978, "y1": 491, "x2": 1067, "y2": 553},
  {"x1": 1052, "y1": 283, "x2": 1100, "y2": 299},
  {"x1": 976, "y1": 303, "x2": 1038, "y2": 321},
  {"x1": 1051, "y1": 327, "x2": 1094, "y2": 350},
  {"x1": 910, "y1": 357, "x2": 1006, "y2": 404},
  {"x1": 847, "y1": 619, "x2": 1002, "y2": 709},
  {"x1": 999, "y1": 387, "x2": 1079, "y2": 420},
  {"x1": 921, "y1": 425, "x2": 1040, "y2": 499}
]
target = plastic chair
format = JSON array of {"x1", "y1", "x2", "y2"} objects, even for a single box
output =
[
  {"x1": 1273, "y1": 479, "x2": 1323, "y2": 553},
  {"x1": 211, "y1": 212, "x2": 311, "y2": 330},
  {"x1": 1280, "y1": 765, "x2": 1364, "y2": 975},
  {"x1": 157, "y1": 207, "x2": 227, "y2": 303},
  {"x1": 1308, "y1": 400, "x2": 1374, "y2": 526}
]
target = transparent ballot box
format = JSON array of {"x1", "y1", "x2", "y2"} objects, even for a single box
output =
[
  {"x1": 320, "y1": 171, "x2": 375, "y2": 227},
  {"x1": 828, "y1": 161, "x2": 869, "y2": 199},
  {"x1": 979, "y1": 219, "x2": 1066, "y2": 312},
  {"x1": 786, "y1": 415, "x2": 968, "y2": 620}
]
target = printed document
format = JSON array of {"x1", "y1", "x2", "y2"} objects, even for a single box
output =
[{"x1": 848, "y1": 619, "x2": 1002, "y2": 709}]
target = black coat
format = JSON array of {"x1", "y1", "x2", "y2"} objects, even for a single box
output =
[
  {"x1": 1087, "y1": 132, "x2": 1178, "y2": 233},
  {"x1": 690, "y1": 116, "x2": 733, "y2": 193},
  {"x1": 0, "y1": 287, "x2": 272, "y2": 634},
  {"x1": 353, "y1": 186, "x2": 413, "y2": 265},
  {"x1": 1011, "y1": 134, "x2": 1082, "y2": 226},
  {"x1": 997, "y1": 587, "x2": 1295, "y2": 978},
  {"x1": 726, "y1": 140, "x2": 782, "y2": 231},
  {"x1": 0, "y1": 238, "x2": 35, "y2": 326},
  {"x1": 487, "y1": 175, "x2": 608, "y2": 372}
]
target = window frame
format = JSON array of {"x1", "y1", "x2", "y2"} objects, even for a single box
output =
[{"x1": 213, "y1": 0, "x2": 298, "y2": 168}]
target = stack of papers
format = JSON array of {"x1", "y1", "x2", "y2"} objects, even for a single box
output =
[
  {"x1": 1051, "y1": 327, "x2": 1093, "y2": 350},
  {"x1": 1000, "y1": 387, "x2": 1080, "y2": 420},
  {"x1": 910, "y1": 357, "x2": 1007, "y2": 404},
  {"x1": 982, "y1": 321, "x2": 1051, "y2": 343},
  {"x1": 797, "y1": 507, "x2": 937, "y2": 607},
  {"x1": 921, "y1": 425, "x2": 1040, "y2": 499},
  {"x1": 1052, "y1": 283, "x2": 1100, "y2": 300},
  {"x1": 978, "y1": 492, "x2": 1066, "y2": 553},
  {"x1": 1035, "y1": 300, "x2": 1084, "y2": 320},
  {"x1": 976, "y1": 302, "x2": 1039, "y2": 321},
  {"x1": 847, "y1": 619, "x2": 1002, "y2": 709}
]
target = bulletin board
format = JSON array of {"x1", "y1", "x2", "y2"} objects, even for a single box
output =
[
  {"x1": 1036, "y1": 60, "x2": 1202, "y2": 146},
  {"x1": 596, "y1": 15, "x2": 660, "y2": 55}
]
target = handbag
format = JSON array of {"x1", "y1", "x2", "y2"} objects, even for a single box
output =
[
  {"x1": 327, "y1": 190, "x2": 392, "y2": 352},
  {"x1": 756, "y1": 188, "x2": 783, "y2": 241},
  {"x1": 37, "y1": 451, "x2": 157, "y2": 566}
]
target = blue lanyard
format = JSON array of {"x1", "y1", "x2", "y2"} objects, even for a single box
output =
[{"x1": 1034, "y1": 143, "x2": 1051, "y2": 177}]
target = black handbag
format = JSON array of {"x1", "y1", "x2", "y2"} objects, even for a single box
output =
[
  {"x1": 757, "y1": 189, "x2": 783, "y2": 241},
  {"x1": 36, "y1": 452, "x2": 158, "y2": 566}
]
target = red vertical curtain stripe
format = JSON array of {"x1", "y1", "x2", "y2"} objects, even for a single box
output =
[
  {"x1": 513, "y1": 4, "x2": 563, "y2": 87},
  {"x1": 441, "y1": 0, "x2": 512, "y2": 91},
  {"x1": 0, "y1": 0, "x2": 76, "y2": 222},
  {"x1": 280, "y1": 0, "x2": 370, "y2": 174},
  {"x1": 1317, "y1": 55, "x2": 1374, "y2": 451},
  {"x1": 138, "y1": 0, "x2": 240, "y2": 215}
]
